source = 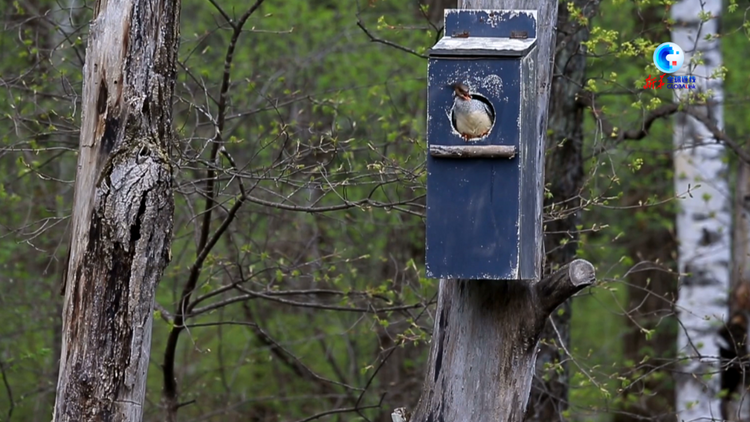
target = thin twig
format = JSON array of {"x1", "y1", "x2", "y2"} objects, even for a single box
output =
[
  {"x1": 291, "y1": 395, "x2": 385, "y2": 422},
  {"x1": 188, "y1": 287, "x2": 433, "y2": 317},
  {"x1": 162, "y1": 0, "x2": 265, "y2": 412},
  {"x1": 0, "y1": 359, "x2": 14, "y2": 421},
  {"x1": 241, "y1": 303, "x2": 362, "y2": 392},
  {"x1": 356, "y1": 20, "x2": 428, "y2": 59},
  {"x1": 244, "y1": 193, "x2": 424, "y2": 213},
  {"x1": 579, "y1": 91, "x2": 750, "y2": 164},
  {"x1": 206, "y1": 0, "x2": 233, "y2": 28}
]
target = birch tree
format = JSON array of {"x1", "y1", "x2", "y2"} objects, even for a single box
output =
[
  {"x1": 671, "y1": 0, "x2": 729, "y2": 419},
  {"x1": 53, "y1": 0, "x2": 180, "y2": 419}
]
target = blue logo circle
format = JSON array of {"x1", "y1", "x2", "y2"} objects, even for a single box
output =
[{"x1": 653, "y1": 42, "x2": 684, "y2": 73}]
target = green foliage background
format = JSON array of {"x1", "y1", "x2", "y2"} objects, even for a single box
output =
[{"x1": 1, "y1": 0, "x2": 749, "y2": 421}]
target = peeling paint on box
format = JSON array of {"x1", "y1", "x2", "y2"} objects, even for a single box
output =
[
  {"x1": 481, "y1": 74, "x2": 504, "y2": 97},
  {"x1": 442, "y1": 71, "x2": 506, "y2": 98},
  {"x1": 425, "y1": 9, "x2": 542, "y2": 281},
  {"x1": 443, "y1": 9, "x2": 538, "y2": 38}
]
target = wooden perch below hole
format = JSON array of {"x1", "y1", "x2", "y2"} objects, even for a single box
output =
[{"x1": 429, "y1": 144, "x2": 516, "y2": 158}]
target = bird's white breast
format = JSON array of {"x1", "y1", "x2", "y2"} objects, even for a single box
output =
[{"x1": 455, "y1": 109, "x2": 493, "y2": 137}]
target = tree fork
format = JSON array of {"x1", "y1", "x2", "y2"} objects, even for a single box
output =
[{"x1": 53, "y1": 0, "x2": 180, "y2": 419}]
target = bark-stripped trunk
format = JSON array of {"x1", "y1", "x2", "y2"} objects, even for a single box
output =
[
  {"x1": 53, "y1": 0, "x2": 180, "y2": 418},
  {"x1": 409, "y1": 1, "x2": 598, "y2": 421},
  {"x1": 525, "y1": 0, "x2": 588, "y2": 419},
  {"x1": 732, "y1": 162, "x2": 750, "y2": 310},
  {"x1": 409, "y1": 262, "x2": 595, "y2": 421},
  {"x1": 671, "y1": 0, "x2": 728, "y2": 419},
  {"x1": 723, "y1": 145, "x2": 750, "y2": 418},
  {"x1": 733, "y1": 163, "x2": 750, "y2": 301}
]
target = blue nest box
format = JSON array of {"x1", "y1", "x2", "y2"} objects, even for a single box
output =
[{"x1": 425, "y1": 9, "x2": 542, "y2": 281}]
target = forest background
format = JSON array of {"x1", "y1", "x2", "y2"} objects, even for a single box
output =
[{"x1": 1, "y1": 0, "x2": 749, "y2": 421}]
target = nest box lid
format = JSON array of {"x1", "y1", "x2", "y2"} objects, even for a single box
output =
[{"x1": 428, "y1": 9, "x2": 538, "y2": 58}]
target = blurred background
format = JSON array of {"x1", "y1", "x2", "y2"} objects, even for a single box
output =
[{"x1": 1, "y1": 0, "x2": 749, "y2": 421}]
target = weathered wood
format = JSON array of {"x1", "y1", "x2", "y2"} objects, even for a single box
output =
[
  {"x1": 410, "y1": 260, "x2": 595, "y2": 421},
  {"x1": 526, "y1": 0, "x2": 590, "y2": 418},
  {"x1": 52, "y1": 0, "x2": 180, "y2": 419},
  {"x1": 429, "y1": 144, "x2": 516, "y2": 158},
  {"x1": 410, "y1": 0, "x2": 565, "y2": 420},
  {"x1": 460, "y1": 0, "x2": 556, "y2": 288},
  {"x1": 723, "y1": 95, "x2": 750, "y2": 422},
  {"x1": 731, "y1": 159, "x2": 750, "y2": 312}
]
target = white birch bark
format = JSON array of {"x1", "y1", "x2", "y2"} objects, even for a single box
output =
[{"x1": 672, "y1": 0, "x2": 729, "y2": 420}]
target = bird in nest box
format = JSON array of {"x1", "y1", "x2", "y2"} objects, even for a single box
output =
[{"x1": 451, "y1": 82, "x2": 494, "y2": 140}]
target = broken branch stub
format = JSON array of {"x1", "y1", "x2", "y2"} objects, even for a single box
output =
[{"x1": 408, "y1": 260, "x2": 595, "y2": 422}]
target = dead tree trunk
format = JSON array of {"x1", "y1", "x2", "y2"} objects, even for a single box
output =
[
  {"x1": 409, "y1": 262, "x2": 595, "y2": 421},
  {"x1": 526, "y1": 0, "x2": 590, "y2": 418},
  {"x1": 722, "y1": 150, "x2": 750, "y2": 420},
  {"x1": 53, "y1": 0, "x2": 180, "y2": 419},
  {"x1": 407, "y1": 2, "x2": 596, "y2": 420}
]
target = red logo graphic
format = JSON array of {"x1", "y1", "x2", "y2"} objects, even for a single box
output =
[{"x1": 643, "y1": 74, "x2": 666, "y2": 89}]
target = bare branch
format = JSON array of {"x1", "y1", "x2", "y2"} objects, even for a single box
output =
[
  {"x1": 241, "y1": 303, "x2": 362, "y2": 392},
  {"x1": 355, "y1": 20, "x2": 428, "y2": 60},
  {"x1": 0, "y1": 359, "x2": 14, "y2": 421},
  {"x1": 244, "y1": 193, "x2": 425, "y2": 213},
  {"x1": 291, "y1": 396, "x2": 386, "y2": 422},
  {"x1": 162, "y1": 0, "x2": 265, "y2": 416},
  {"x1": 188, "y1": 286, "x2": 433, "y2": 317},
  {"x1": 578, "y1": 90, "x2": 680, "y2": 143},
  {"x1": 206, "y1": 0, "x2": 233, "y2": 29},
  {"x1": 579, "y1": 91, "x2": 750, "y2": 164}
]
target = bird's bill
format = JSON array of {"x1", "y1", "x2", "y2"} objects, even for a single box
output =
[{"x1": 450, "y1": 83, "x2": 471, "y2": 100}]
